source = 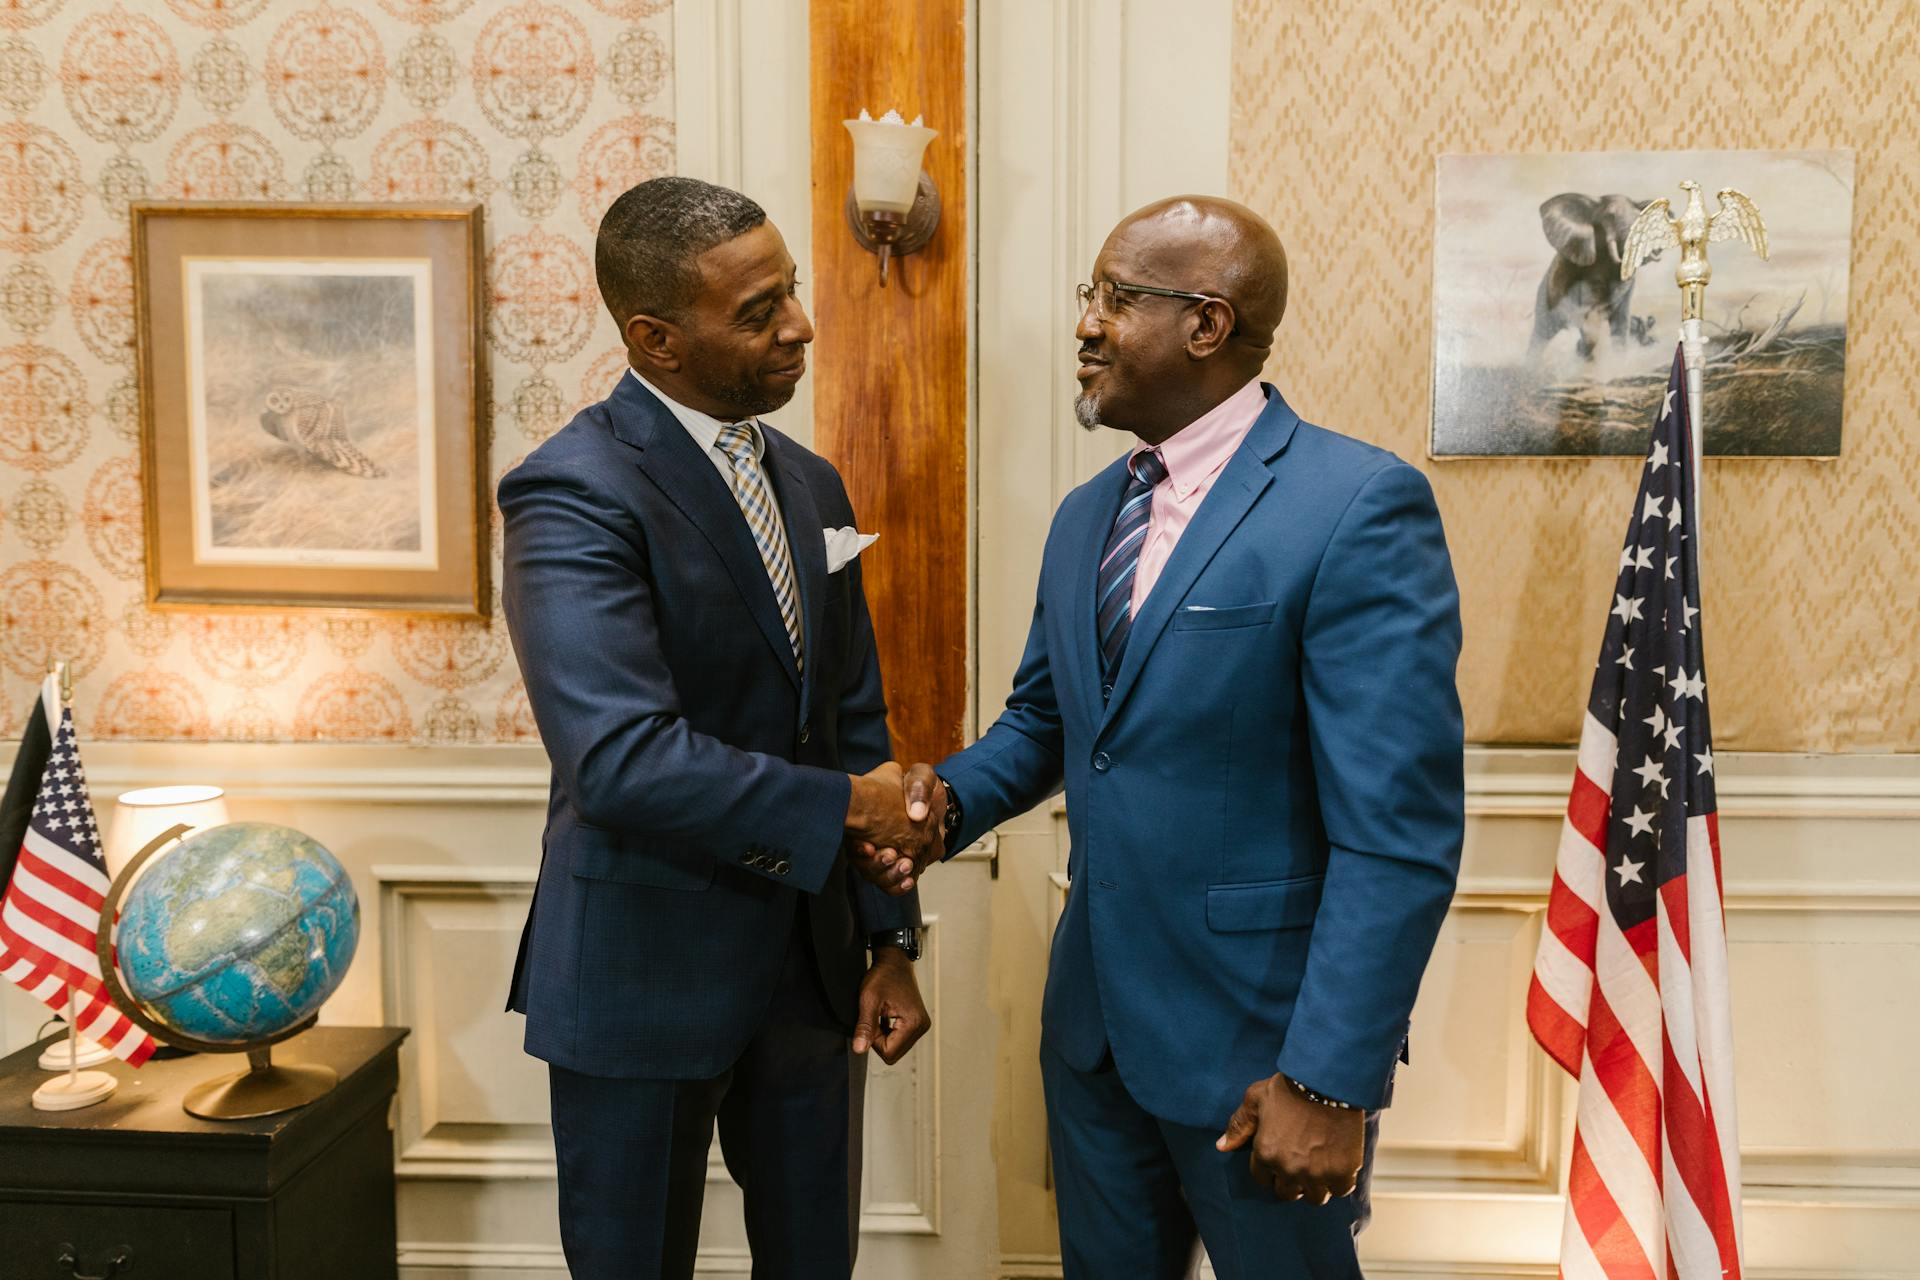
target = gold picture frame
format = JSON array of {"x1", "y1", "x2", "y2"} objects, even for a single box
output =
[{"x1": 132, "y1": 202, "x2": 489, "y2": 616}]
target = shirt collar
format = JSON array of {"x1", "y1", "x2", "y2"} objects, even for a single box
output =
[
  {"x1": 1134, "y1": 378, "x2": 1266, "y2": 499},
  {"x1": 626, "y1": 367, "x2": 764, "y2": 462}
]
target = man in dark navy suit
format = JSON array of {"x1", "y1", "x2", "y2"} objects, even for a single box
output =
[
  {"x1": 499, "y1": 177, "x2": 940, "y2": 1280},
  {"x1": 890, "y1": 198, "x2": 1465, "y2": 1277}
]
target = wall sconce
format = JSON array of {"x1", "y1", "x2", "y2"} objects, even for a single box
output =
[{"x1": 844, "y1": 108, "x2": 940, "y2": 287}]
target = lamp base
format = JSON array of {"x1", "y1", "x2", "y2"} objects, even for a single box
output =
[{"x1": 32, "y1": 1069, "x2": 117, "y2": 1111}]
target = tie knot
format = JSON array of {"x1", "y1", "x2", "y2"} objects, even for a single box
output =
[
  {"x1": 1130, "y1": 449, "x2": 1167, "y2": 489},
  {"x1": 715, "y1": 421, "x2": 759, "y2": 467}
]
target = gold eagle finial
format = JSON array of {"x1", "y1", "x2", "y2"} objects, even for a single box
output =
[{"x1": 1621, "y1": 180, "x2": 1768, "y2": 320}]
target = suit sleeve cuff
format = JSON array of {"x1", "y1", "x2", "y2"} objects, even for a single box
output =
[{"x1": 729, "y1": 766, "x2": 849, "y2": 894}]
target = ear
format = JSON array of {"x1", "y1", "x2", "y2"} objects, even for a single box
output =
[
  {"x1": 624, "y1": 313, "x2": 683, "y2": 373},
  {"x1": 1184, "y1": 298, "x2": 1237, "y2": 361}
]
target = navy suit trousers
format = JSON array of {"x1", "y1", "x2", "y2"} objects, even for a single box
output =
[
  {"x1": 1042, "y1": 1043, "x2": 1380, "y2": 1280},
  {"x1": 548, "y1": 907, "x2": 867, "y2": 1280}
]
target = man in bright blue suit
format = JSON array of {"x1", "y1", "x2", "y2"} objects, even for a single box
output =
[
  {"x1": 899, "y1": 197, "x2": 1464, "y2": 1276},
  {"x1": 499, "y1": 178, "x2": 942, "y2": 1280}
]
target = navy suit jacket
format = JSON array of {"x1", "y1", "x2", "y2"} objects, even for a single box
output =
[
  {"x1": 939, "y1": 386, "x2": 1463, "y2": 1128},
  {"x1": 499, "y1": 371, "x2": 918, "y2": 1079}
]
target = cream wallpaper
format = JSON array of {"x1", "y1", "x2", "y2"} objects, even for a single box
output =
[
  {"x1": 0, "y1": 0, "x2": 672, "y2": 742},
  {"x1": 1230, "y1": 0, "x2": 1917, "y2": 750}
]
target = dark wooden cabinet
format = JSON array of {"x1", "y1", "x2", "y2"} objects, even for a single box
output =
[{"x1": 0, "y1": 1026, "x2": 407, "y2": 1280}]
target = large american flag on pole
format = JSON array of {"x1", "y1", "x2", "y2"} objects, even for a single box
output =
[
  {"x1": 0, "y1": 678, "x2": 156, "y2": 1065},
  {"x1": 1527, "y1": 345, "x2": 1742, "y2": 1279}
]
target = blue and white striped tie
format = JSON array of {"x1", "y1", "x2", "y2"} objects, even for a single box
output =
[
  {"x1": 1096, "y1": 449, "x2": 1168, "y2": 678},
  {"x1": 714, "y1": 421, "x2": 804, "y2": 672}
]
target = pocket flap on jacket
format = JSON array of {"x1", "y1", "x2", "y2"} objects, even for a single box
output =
[
  {"x1": 1206, "y1": 874, "x2": 1323, "y2": 932},
  {"x1": 1172, "y1": 600, "x2": 1276, "y2": 631},
  {"x1": 570, "y1": 830, "x2": 716, "y2": 890}
]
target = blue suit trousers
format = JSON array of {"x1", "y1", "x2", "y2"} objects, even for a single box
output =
[{"x1": 1043, "y1": 1043, "x2": 1380, "y2": 1279}]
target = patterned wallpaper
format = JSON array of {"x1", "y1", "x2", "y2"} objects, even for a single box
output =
[
  {"x1": 1230, "y1": 1, "x2": 1917, "y2": 751},
  {"x1": 0, "y1": 0, "x2": 673, "y2": 743}
]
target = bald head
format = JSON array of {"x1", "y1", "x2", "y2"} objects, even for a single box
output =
[{"x1": 1106, "y1": 196, "x2": 1288, "y2": 370}]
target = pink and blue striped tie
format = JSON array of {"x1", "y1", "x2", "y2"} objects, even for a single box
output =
[{"x1": 1096, "y1": 448, "x2": 1168, "y2": 678}]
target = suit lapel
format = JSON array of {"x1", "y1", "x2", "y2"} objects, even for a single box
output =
[
  {"x1": 612, "y1": 375, "x2": 801, "y2": 688},
  {"x1": 1099, "y1": 386, "x2": 1300, "y2": 728},
  {"x1": 765, "y1": 433, "x2": 827, "y2": 715}
]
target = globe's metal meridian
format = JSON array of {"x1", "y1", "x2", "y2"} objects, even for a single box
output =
[{"x1": 94, "y1": 823, "x2": 344, "y2": 1120}]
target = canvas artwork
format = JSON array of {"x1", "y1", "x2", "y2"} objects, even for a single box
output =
[
  {"x1": 1430, "y1": 148, "x2": 1853, "y2": 458},
  {"x1": 185, "y1": 260, "x2": 439, "y2": 570}
]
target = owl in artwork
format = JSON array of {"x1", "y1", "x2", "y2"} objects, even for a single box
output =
[{"x1": 258, "y1": 387, "x2": 385, "y2": 479}]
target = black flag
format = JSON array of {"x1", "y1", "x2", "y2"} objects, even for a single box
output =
[{"x1": 0, "y1": 690, "x2": 52, "y2": 894}]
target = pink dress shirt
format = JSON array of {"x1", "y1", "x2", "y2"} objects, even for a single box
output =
[{"x1": 1129, "y1": 378, "x2": 1267, "y2": 614}]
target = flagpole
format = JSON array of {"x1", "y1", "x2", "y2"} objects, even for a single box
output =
[
  {"x1": 30, "y1": 660, "x2": 115, "y2": 1076},
  {"x1": 1680, "y1": 316, "x2": 1706, "y2": 540},
  {"x1": 25, "y1": 660, "x2": 118, "y2": 1111}
]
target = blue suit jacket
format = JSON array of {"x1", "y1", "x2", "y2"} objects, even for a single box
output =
[
  {"x1": 939, "y1": 386, "x2": 1463, "y2": 1128},
  {"x1": 499, "y1": 372, "x2": 918, "y2": 1079}
]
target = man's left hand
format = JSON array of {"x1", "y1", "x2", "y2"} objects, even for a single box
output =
[
  {"x1": 852, "y1": 948, "x2": 930, "y2": 1065},
  {"x1": 1216, "y1": 1073, "x2": 1365, "y2": 1204}
]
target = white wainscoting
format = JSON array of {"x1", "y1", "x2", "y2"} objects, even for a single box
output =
[
  {"x1": 0, "y1": 740, "x2": 995, "y2": 1279},
  {"x1": 1014, "y1": 750, "x2": 1920, "y2": 1278}
]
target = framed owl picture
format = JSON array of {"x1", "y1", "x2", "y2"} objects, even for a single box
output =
[{"x1": 132, "y1": 202, "x2": 488, "y2": 615}]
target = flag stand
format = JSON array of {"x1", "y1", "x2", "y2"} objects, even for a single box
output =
[{"x1": 31, "y1": 986, "x2": 118, "y2": 1111}]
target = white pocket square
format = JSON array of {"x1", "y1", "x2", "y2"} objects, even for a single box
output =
[{"x1": 824, "y1": 526, "x2": 878, "y2": 574}]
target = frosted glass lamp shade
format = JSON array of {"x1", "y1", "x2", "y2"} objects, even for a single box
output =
[
  {"x1": 104, "y1": 785, "x2": 231, "y2": 883},
  {"x1": 844, "y1": 118, "x2": 938, "y2": 215}
]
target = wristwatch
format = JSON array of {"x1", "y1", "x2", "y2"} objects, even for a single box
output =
[
  {"x1": 936, "y1": 772, "x2": 964, "y2": 853},
  {"x1": 870, "y1": 927, "x2": 924, "y2": 962}
]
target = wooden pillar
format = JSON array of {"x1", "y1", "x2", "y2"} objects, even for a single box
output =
[{"x1": 809, "y1": 1, "x2": 969, "y2": 768}]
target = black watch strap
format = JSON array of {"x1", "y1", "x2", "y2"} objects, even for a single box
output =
[
  {"x1": 870, "y1": 928, "x2": 922, "y2": 961},
  {"x1": 936, "y1": 772, "x2": 963, "y2": 852}
]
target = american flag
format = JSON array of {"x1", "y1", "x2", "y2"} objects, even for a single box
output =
[
  {"x1": 0, "y1": 680, "x2": 156, "y2": 1065},
  {"x1": 1527, "y1": 346, "x2": 1742, "y2": 1280}
]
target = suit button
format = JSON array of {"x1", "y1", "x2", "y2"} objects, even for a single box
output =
[
  {"x1": 799, "y1": 723, "x2": 811, "y2": 744},
  {"x1": 742, "y1": 851, "x2": 756, "y2": 863},
  {"x1": 1101, "y1": 683, "x2": 1113, "y2": 701},
  {"x1": 1092, "y1": 752, "x2": 1112, "y2": 772},
  {"x1": 774, "y1": 859, "x2": 792, "y2": 876}
]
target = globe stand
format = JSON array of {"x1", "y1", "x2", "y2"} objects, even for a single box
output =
[
  {"x1": 183, "y1": 1045, "x2": 338, "y2": 1121},
  {"x1": 95, "y1": 824, "x2": 347, "y2": 1122}
]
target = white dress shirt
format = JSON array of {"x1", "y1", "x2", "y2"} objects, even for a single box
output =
[{"x1": 626, "y1": 368, "x2": 785, "y2": 523}]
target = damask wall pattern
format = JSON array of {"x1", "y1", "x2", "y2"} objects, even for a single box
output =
[
  {"x1": 1230, "y1": 1, "x2": 1916, "y2": 751},
  {"x1": 0, "y1": 0, "x2": 674, "y2": 743}
]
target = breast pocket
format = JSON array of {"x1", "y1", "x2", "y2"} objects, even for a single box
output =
[{"x1": 1172, "y1": 600, "x2": 1277, "y2": 632}]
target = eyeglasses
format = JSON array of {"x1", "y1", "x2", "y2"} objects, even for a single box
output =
[{"x1": 1075, "y1": 279, "x2": 1224, "y2": 320}]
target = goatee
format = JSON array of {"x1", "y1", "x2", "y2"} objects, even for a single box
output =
[{"x1": 1074, "y1": 393, "x2": 1102, "y2": 431}]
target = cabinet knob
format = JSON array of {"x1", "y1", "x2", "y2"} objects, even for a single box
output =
[{"x1": 57, "y1": 1243, "x2": 133, "y2": 1279}]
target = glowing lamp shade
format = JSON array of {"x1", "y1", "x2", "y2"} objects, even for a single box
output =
[
  {"x1": 844, "y1": 116, "x2": 938, "y2": 216},
  {"x1": 104, "y1": 785, "x2": 231, "y2": 883}
]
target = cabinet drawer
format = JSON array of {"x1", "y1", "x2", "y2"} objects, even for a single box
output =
[{"x1": 0, "y1": 1201, "x2": 235, "y2": 1280}]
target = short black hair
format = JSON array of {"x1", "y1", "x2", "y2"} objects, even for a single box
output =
[{"x1": 595, "y1": 177, "x2": 768, "y2": 325}]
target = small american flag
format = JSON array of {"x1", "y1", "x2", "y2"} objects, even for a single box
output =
[
  {"x1": 1527, "y1": 346, "x2": 1742, "y2": 1279},
  {"x1": 0, "y1": 680, "x2": 156, "y2": 1065}
]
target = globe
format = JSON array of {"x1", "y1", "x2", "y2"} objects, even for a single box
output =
[{"x1": 112, "y1": 822, "x2": 360, "y2": 1048}]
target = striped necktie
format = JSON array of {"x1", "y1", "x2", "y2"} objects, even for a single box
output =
[
  {"x1": 714, "y1": 421, "x2": 804, "y2": 671},
  {"x1": 1096, "y1": 448, "x2": 1168, "y2": 678}
]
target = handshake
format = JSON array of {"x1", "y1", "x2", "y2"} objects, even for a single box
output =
[{"x1": 842, "y1": 762, "x2": 948, "y2": 896}]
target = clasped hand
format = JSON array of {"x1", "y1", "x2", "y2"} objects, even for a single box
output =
[{"x1": 843, "y1": 762, "x2": 946, "y2": 895}]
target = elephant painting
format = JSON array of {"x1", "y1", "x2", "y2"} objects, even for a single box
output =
[{"x1": 1528, "y1": 193, "x2": 1662, "y2": 360}]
